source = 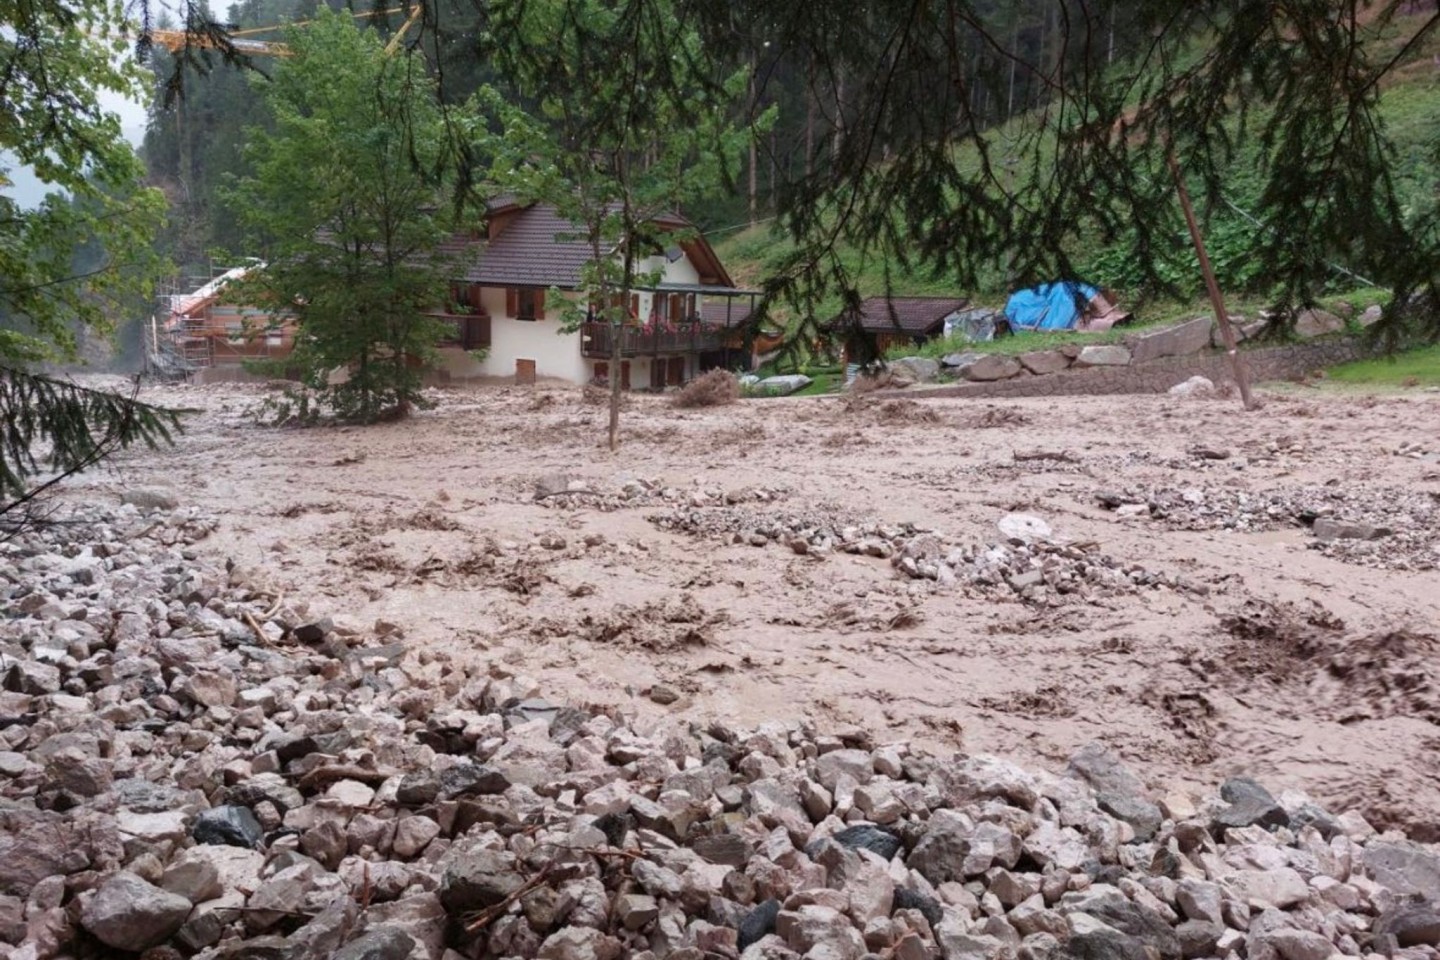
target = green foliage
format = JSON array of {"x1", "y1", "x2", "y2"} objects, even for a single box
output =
[
  {"x1": 223, "y1": 10, "x2": 462, "y2": 422},
  {"x1": 0, "y1": 371, "x2": 182, "y2": 504},
  {"x1": 684, "y1": 0, "x2": 1440, "y2": 355},
  {"x1": 1327, "y1": 344, "x2": 1440, "y2": 387},
  {"x1": 1, "y1": 0, "x2": 170, "y2": 364},
  {"x1": 472, "y1": 0, "x2": 760, "y2": 447}
]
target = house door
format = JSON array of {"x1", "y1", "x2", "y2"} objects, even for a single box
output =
[
  {"x1": 515, "y1": 359, "x2": 536, "y2": 385},
  {"x1": 620, "y1": 361, "x2": 631, "y2": 390},
  {"x1": 667, "y1": 356, "x2": 685, "y2": 386}
]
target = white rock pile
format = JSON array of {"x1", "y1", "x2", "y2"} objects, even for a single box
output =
[{"x1": 2, "y1": 500, "x2": 1440, "y2": 960}]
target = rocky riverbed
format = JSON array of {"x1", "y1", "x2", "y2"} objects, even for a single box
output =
[{"x1": 5, "y1": 496, "x2": 1440, "y2": 960}]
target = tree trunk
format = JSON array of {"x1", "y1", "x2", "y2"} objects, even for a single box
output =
[
  {"x1": 804, "y1": 57, "x2": 816, "y2": 177},
  {"x1": 748, "y1": 66, "x2": 758, "y2": 226}
]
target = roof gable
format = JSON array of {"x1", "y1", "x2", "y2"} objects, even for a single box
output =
[{"x1": 476, "y1": 203, "x2": 735, "y2": 290}]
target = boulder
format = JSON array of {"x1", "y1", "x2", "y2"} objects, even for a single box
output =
[
  {"x1": 1312, "y1": 518, "x2": 1389, "y2": 542},
  {"x1": 1073, "y1": 344, "x2": 1132, "y2": 367},
  {"x1": 80, "y1": 872, "x2": 193, "y2": 951},
  {"x1": 959, "y1": 355, "x2": 1022, "y2": 382},
  {"x1": 1365, "y1": 842, "x2": 1440, "y2": 901},
  {"x1": 1129, "y1": 317, "x2": 1214, "y2": 364},
  {"x1": 1212, "y1": 777, "x2": 1289, "y2": 832},
  {"x1": 1293, "y1": 308, "x2": 1345, "y2": 339},
  {"x1": 122, "y1": 486, "x2": 180, "y2": 511},
  {"x1": 1360, "y1": 304, "x2": 1384, "y2": 327},
  {"x1": 755, "y1": 375, "x2": 813, "y2": 396},
  {"x1": 941, "y1": 352, "x2": 983, "y2": 369},
  {"x1": 890, "y1": 357, "x2": 941, "y2": 383},
  {"x1": 1168, "y1": 375, "x2": 1216, "y2": 398},
  {"x1": 1017, "y1": 350, "x2": 1071, "y2": 375}
]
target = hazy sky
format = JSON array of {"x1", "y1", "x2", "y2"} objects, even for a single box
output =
[{"x1": 1, "y1": 52, "x2": 150, "y2": 209}]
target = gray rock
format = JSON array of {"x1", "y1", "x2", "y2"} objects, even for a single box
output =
[
  {"x1": 1068, "y1": 927, "x2": 1152, "y2": 960},
  {"x1": 1360, "y1": 304, "x2": 1384, "y2": 327},
  {"x1": 1067, "y1": 742, "x2": 1148, "y2": 800},
  {"x1": 1096, "y1": 793, "x2": 1161, "y2": 841},
  {"x1": 537, "y1": 925, "x2": 623, "y2": 960},
  {"x1": 827, "y1": 824, "x2": 903, "y2": 861},
  {"x1": 438, "y1": 763, "x2": 510, "y2": 799},
  {"x1": 194, "y1": 805, "x2": 265, "y2": 848},
  {"x1": 941, "y1": 352, "x2": 982, "y2": 369},
  {"x1": 738, "y1": 899, "x2": 781, "y2": 951},
  {"x1": 1212, "y1": 777, "x2": 1288, "y2": 832},
  {"x1": 1374, "y1": 899, "x2": 1440, "y2": 948},
  {"x1": 615, "y1": 893, "x2": 660, "y2": 931},
  {"x1": 161, "y1": 859, "x2": 223, "y2": 904},
  {"x1": 1175, "y1": 919, "x2": 1223, "y2": 960},
  {"x1": 80, "y1": 871, "x2": 193, "y2": 951},
  {"x1": 1168, "y1": 375, "x2": 1215, "y2": 398},
  {"x1": 1129, "y1": 317, "x2": 1214, "y2": 364},
  {"x1": 1293, "y1": 308, "x2": 1345, "y2": 338},
  {"x1": 1312, "y1": 518, "x2": 1389, "y2": 541},
  {"x1": 122, "y1": 486, "x2": 180, "y2": 511},
  {"x1": 959, "y1": 355, "x2": 1023, "y2": 381},
  {"x1": 440, "y1": 850, "x2": 525, "y2": 913},
  {"x1": 890, "y1": 357, "x2": 942, "y2": 383},
  {"x1": 755, "y1": 374, "x2": 813, "y2": 396},
  {"x1": 1017, "y1": 350, "x2": 1071, "y2": 375},
  {"x1": 1365, "y1": 842, "x2": 1440, "y2": 901},
  {"x1": 333, "y1": 928, "x2": 417, "y2": 960},
  {"x1": 1073, "y1": 345, "x2": 1131, "y2": 367}
]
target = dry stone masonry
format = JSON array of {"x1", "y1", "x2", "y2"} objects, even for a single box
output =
[{"x1": 3, "y1": 498, "x2": 1440, "y2": 960}]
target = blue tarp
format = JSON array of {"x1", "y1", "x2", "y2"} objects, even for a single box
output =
[{"x1": 1004, "y1": 281, "x2": 1101, "y2": 332}]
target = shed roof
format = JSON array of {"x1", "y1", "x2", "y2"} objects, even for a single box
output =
[{"x1": 846, "y1": 296, "x2": 970, "y2": 335}]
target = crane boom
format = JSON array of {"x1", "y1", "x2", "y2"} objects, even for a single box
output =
[{"x1": 146, "y1": 6, "x2": 421, "y2": 60}]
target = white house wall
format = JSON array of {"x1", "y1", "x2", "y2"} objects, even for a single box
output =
[
  {"x1": 473, "y1": 286, "x2": 589, "y2": 384},
  {"x1": 438, "y1": 247, "x2": 711, "y2": 386}
]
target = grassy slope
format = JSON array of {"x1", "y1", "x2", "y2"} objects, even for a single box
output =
[
  {"x1": 1328, "y1": 344, "x2": 1440, "y2": 387},
  {"x1": 712, "y1": 12, "x2": 1439, "y2": 356}
]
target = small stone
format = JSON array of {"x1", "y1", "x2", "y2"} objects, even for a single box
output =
[
  {"x1": 616, "y1": 893, "x2": 660, "y2": 931},
  {"x1": 1212, "y1": 777, "x2": 1288, "y2": 832},
  {"x1": 648, "y1": 684, "x2": 680, "y2": 706},
  {"x1": 333, "y1": 928, "x2": 417, "y2": 960}
]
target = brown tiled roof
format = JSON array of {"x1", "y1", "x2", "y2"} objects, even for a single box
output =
[
  {"x1": 848, "y1": 296, "x2": 970, "y2": 335},
  {"x1": 474, "y1": 205, "x2": 601, "y2": 288},
  {"x1": 433, "y1": 232, "x2": 486, "y2": 282}
]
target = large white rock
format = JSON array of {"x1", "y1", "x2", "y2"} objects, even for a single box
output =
[{"x1": 755, "y1": 374, "x2": 813, "y2": 396}]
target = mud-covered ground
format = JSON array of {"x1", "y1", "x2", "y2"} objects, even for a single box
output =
[{"x1": 67, "y1": 378, "x2": 1440, "y2": 837}]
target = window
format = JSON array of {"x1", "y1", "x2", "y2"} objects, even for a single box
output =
[{"x1": 507, "y1": 287, "x2": 545, "y2": 321}]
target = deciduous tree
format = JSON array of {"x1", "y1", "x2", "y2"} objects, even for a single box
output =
[{"x1": 225, "y1": 10, "x2": 462, "y2": 422}]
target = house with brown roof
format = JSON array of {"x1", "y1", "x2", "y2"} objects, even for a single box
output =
[
  {"x1": 833, "y1": 296, "x2": 970, "y2": 363},
  {"x1": 435, "y1": 200, "x2": 759, "y2": 388},
  {"x1": 166, "y1": 201, "x2": 757, "y2": 389}
]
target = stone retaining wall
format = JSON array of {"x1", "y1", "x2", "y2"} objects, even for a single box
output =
[{"x1": 899, "y1": 337, "x2": 1372, "y2": 399}]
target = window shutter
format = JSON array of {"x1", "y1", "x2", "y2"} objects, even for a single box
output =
[
  {"x1": 506, "y1": 288, "x2": 518, "y2": 317},
  {"x1": 535, "y1": 290, "x2": 546, "y2": 317}
]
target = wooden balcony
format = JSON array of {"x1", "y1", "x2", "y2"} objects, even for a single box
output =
[
  {"x1": 431, "y1": 313, "x2": 492, "y2": 350},
  {"x1": 580, "y1": 319, "x2": 730, "y2": 359}
]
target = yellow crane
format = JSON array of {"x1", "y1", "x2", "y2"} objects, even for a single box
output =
[{"x1": 147, "y1": 5, "x2": 423, "y2": 58}]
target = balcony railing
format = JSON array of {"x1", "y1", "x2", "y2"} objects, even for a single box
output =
[
  {"x1": 580, "y1": 319, "x2": 732, "y2": 359},
  {"x1": 431, "y1": 313, "x2": 492, "y2": 350}
]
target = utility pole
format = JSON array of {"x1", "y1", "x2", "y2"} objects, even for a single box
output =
[{"x1": 1167, "y1": 146, "x2": 1257, "y2": 411}]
